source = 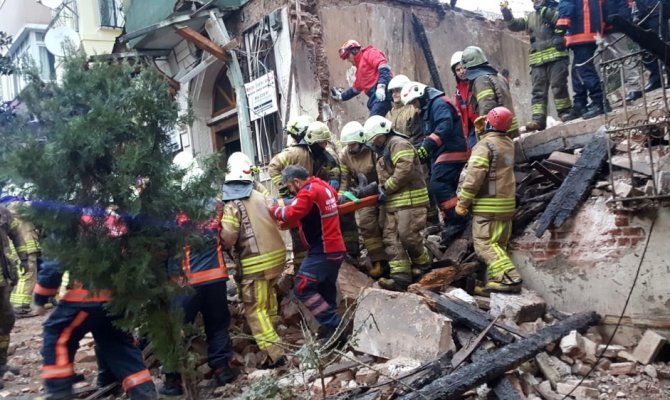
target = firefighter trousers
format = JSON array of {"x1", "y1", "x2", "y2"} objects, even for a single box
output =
[
  {"x1": 472, "y1": 215, "x2": 517, "y2": 280},
  {"x1": 294, "y1": 252, "x2": 343, "y2": 333},
  {"x1": 41, "y1": 303, "x2": 156, "y2": 399},
  {"x1": 0, "y1": 285, "x2": 15, "y2": 366},
  {"x1": 530, "y1": 58, "x2": 571, "y2": 123},
  {"x1": 10, "y1": 255, "x2": 38, "y2": 307},
  {"x1": 181, "y1": 281, "x2": 234, "y2": 370},
  {"x1": 571, "y1": 44, "x2": 604, "y2": 108},
  {"x1": 340, "y1": 213, "x2": 360, "y2": 260},
  {"x1": 241, "y1": 277, "x2": 284, "y2": 362},
  {"x1": 383, "y1": 207, "x2": 431, "y2": 275},
  {"x1": 354, "y1": 206, "x2": 386, "y2": 262}
]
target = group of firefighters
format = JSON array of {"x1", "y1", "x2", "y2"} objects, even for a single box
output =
[{"x1": 0, "y1": 10, "x2": 577, "y2": 400}]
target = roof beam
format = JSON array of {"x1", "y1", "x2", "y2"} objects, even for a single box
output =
[{"x1": 175, "y1": 26, "x2": 231, "y2": 61}]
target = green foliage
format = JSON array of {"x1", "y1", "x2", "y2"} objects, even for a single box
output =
[
  {"x1": 0, "y1": 31, "x2": 15, "y2": 76},
  {"x1": 0, "y1": 50, "x2": 225, "y2": 373},
  {"x1": 240, "y1": 375, "x2": 295, "y2": 400}
]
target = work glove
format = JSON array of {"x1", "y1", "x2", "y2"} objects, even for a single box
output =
[
  {"x1": 377, "y1": 186, "x2": 387, "y2": 203},
  {"x1": 552, "y1": 35, "x2": 566, "y2": 52},
  {"x1": 500, "y1": 1, "x2": 513, "y2": 21},
  {"x1": 474, "y1": 115, "x2": 486, "y2": 135},
  {"x1": 331, "y1": 87, "x2": 343, "y2": 101},
  {"x1": 417, "y1": 145, "x2": 429, "y2": 161},
  {"x1": 18, "y1": 259, "x2": 28, "y2": 275},
  {"x1": 455, "y1": 203, "x2": 469, "y2": 217},
  {"x1": 329, "y1": 179, "x2": 340, "y2": 191},
  {"x1": 375, "y1": 84, "x2": 387, "y2": 102}
]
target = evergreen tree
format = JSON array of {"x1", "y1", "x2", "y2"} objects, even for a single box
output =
[{"x1": 0, "y1": 50, "x2": 224, "y2": 395}]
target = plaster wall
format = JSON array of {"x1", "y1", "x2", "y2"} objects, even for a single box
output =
[
  {"x1": 77, "y1": 0, "x2": 123, "y2": 55},
  {"x1": 0, "y1": 0, "x2": 52, "y2": 37}
]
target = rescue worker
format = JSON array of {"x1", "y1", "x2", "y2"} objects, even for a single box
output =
[
  {"x1": 461, "y1": 46, "x2": 520, "y2": 137},
  {"x1": 0, "y1": 206, "x2": 20, "y2": 388},
  {"x1": 557, "y1": 0, "x2": 607, "y2": 120},
  {"x1": 33, "y1": 258, "x2": 157, "y2": 399},
  {"x1": 160, "y1": 181, "x2": 239, "y2": 395},
  {"x1": 633, "y1": 0, "x2": 669, "y2": 92},
  {"x1": 402, "y1": 81, "x2": 470, "y2": 246},
  {"x1": 450, "y1": 51, "x2": 478, "y2": 148},
  {"x1": 337, "y1": 121, "x2": 386, "y2": 279},
  {"x1": 363, "y1": 115, "x2": 432, "y2": 291},
  {"x1": 501, "y1": 0, "x2": 573, "y2": 129},
  {"x1": 269, "y1": 166, "x2": 346, "y2": 340},
  {"x1": 601, "y1": 0, "x2": 643, "y2": 103},
  {"x1": 456, "y1": 107, "x2": 522, "y2": 295},
  {"x1": 268, "y1": 119, "x2": 341, "y2": 272},
  {"x1": 331, "y1": 40, "x2": 393, "y2": 116},
  {"x1": 220, "y1": 152, "x2": 287, "y2": 368},
  {"x1": 0, "y1": 197, "x2": 41, "y2": 317},
  {"x1": 385, "y1": 74, "x2": 422, "y2": 145}
]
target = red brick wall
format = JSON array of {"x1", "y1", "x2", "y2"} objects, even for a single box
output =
[{"x1": 510, "y1": 199, "x2": 647, "y2": 266}]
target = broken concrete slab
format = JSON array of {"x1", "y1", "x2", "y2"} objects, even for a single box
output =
[
  {"x1": 490, "y1": 290, "x2": 547, "y2": 324},
  {"x1": 556, "y1": 381, "x2": 599, "y2": 399},
  {"x1": 352, "y1": 288, "x2": 455, "y2": 362},
  {"x1": 443, "y1": 287, "x2": 477, "y2": 307},
  {"x1": 337, "y1": 261, "x2": 374, "y2": 305},
  {"x1": 609, "y1": 362, "x2": 637, "y2": 376},
  {"x1": 560, "y1": 330, "x2": 586, "y2": 358},
  {"x1": 355, "y1": 367, "x2": 380, "y2": 386},
  {"x1": 632, "y1": 329, "x2": 667, "y2": 365}
]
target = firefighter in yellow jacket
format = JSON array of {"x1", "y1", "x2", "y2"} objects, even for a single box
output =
[
  {"x1": 338, "y1": 121, "x2": 386, "y2": 278},
  {"x1": 220, "y1": 152, "x2": 287, "y2": 367},
  {"x1": 0, "y1": 197, "x2": 41, "y2": 316},
  {"x1": 363, "y1": 115, "x2": 431, "y2": 291},
  {"x1": 268, "y1": 118, "x2": 341, "y2": 270},
  {"x1": 456, "y1": 107, "x2": 522, "y2": 294},
  {"x1": 385, "y1": 75, "x2": 423, "y2": 146}
]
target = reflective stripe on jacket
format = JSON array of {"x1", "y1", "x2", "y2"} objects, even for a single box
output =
[
  {"x1": 338, "y1": 146, "x2": 378, "y2": 196},
  {"x1": 268, "y1": 145, "x2": 340, "y2": 187},
  {"x1": 557, "y1": 0, "x2": 604, "y2": 46},
  {"x1": 468, "y1": 66, "x2": 520, "y2": 137},
  {"x1": 457, "y1": 131, "x2": 516, "y2": 218},
  {"x1": 221, "y1": 190, "x2": 286, "y2": 280},
  {"x1": 376, "y1": 134, "x2": 429, "y2": 212},
  {"x1": 507, "y1": 7, "x2": 569, "y2": 66}
]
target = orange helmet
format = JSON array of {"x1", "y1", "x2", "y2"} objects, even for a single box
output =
[
  {"x1": 338, "y1": 39, "x2": 361, "y2": 60},
  {"x1": 485, "y1": 106, "x2": 514, "y2": 132}
]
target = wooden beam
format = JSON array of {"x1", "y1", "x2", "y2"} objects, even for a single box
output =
[
  {"x1": 399, "y1": 312, "x2": 601, "y2": 400},
  {"x1": 175, "y1": 26, "x2": 229, "y2": 61}
]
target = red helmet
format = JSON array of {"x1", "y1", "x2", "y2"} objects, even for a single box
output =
[
  {"x1": 338, "y1": 39, "x2": 361, "y2": 60},
  {"x1": 485, "y1": 106, "x2": 514, "y2": 132}
]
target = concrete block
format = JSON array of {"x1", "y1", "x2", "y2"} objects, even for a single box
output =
[
  {"x1": 337, "y1": 262, "x2": 374, "y2": 304},
  {"x1": 609, "y1": 362, "x2": 637, "y2": 376},
  {"x1": 617, "y1": 350, "x2": 637, "y2": 363},
  {"x1": 597, "y1": 344, "x2": 625, "y2": 358},
  {"x1": 490, "y1": 289, "x2": 547, "y2": 323},
  {"x1": 556, "y1": 382, "x2": 599, "y2": 398},
  {"x1": 581, "y1": 336, "x2": 599, "y2": 365},
  {"x1": 352, "y1": 288, "x2": 455, "y2": 362},
  {"x1": 354, "y1": 368, "x2": 379, "y2": 386},
  {"x1": 632, "y1": 330, "x2": 667, "y2": 365},
  {"x1": 560, "y1": 330, "x2": 585, "y2": 358},
  {"x1": 572, "y1": 360, "x2": 592, "y2": 376},
  {"x1": 443, "y1": 287, "x2": 477, "y2": 307}
]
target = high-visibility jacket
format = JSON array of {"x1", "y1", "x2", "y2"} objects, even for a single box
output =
[
  {"x1": 420, "y1": 87, "x2": 470, "y2": 164},
  {"x1": 386, "y1": 102, "x2": 423, "y2": 146},
  {"x1": 351, "y1": 46, "x2": 393, "y2": 94},
  {"x1": 270, "y1": 177, "x2": 346, "y2": 255},
  {"x1": 338, "y1": 146, "x2": 378, "y2": 196},
  {"x1": 506, "y1": 6, "x2": 569, "y2": 66},
  {"x1": 267, "y1": 145, "x2": 340, "y2": 187},
  {"x1": 467, "y1": 65, "x2": 520, "y2": 137},
  {"x1": 0, "y1": 204, "x2": 40, "y2": 287},
  {"x1": 456, "y1": 80, "x2": 477, "y2": 136},
  {"x1": 33, "y1": 259, "x2": 112, "y2": 306},
  {"x1": 457, "y1": 131, "x2": 516, "y2": 219},
  {"x1": 375, "y1": 134, "x2": 429, "y2": 213},
  {"x1": 220, "y1": 190, "x2": 286, "y2": 280},
  {"x1": 557, "y1": 0, "x2": 604, "y2": 47}
]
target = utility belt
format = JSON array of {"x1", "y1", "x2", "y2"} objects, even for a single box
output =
[{"x1": 435, "y1": 150, "x2": 471, "y2": 164}]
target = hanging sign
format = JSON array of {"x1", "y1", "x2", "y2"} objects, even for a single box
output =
[{"x1": 244, "y1": 72, "x2": 279, "y2": 121}]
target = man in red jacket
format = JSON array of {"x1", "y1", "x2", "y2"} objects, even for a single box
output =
[
  {"x1": 270, "y1": 165, "x2": 345, "y2": 339},
  {"x1": 331, "y1": 40, "x2": 393, "y2": 117},
  {"x1": 450, "y1": 51, "x2": 477, "y2": 148}
]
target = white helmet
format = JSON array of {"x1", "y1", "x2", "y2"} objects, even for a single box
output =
[
  {"x1": 173, "y1": 151, "x2": 195, "y2": 169},
  {"x1": 400, "y1": 81, "x2": 427, "y2": 105},
  {"x1": 285, "y1": 115, "x2": 315, "y2": 140},
  {"x1": 225, "y1": 152, "x2": 253, "y2": 182},
  {"x1": 340, "y1": 121, "x2": 366, "y2": 144},
  {"x1": 304, "y1": 121, "x2": 331, "y2": 144},
  {"x1": 363, "y1": 115, "x2": 392, "y2": 143},
  {"x1": 450, "y1": 51, "x2": 463, "y2": 68},
  {"x1": 387, "y1": 74, "x2": 411, "y2": 91}
]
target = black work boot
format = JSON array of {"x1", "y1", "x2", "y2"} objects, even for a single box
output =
[
  {"x1": 378, "y1": 273, "x2": 412, "y2": 291},
  {"x1": 213, "y1": 365, "x2": 240, "y2": 386},
  {"x1": 561, "y1": 104, "x2": 585, "y2": 121},
  {"x1": 582, "y1": 99, "x2": 611, "y2": 120},
  {"x1": 158, "y1": 373, "x2": 183, "y2": 396}
]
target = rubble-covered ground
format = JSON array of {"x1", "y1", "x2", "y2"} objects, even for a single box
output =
[{"x1": 5, "y1": 269, "x2": 670, "y2": 400}]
